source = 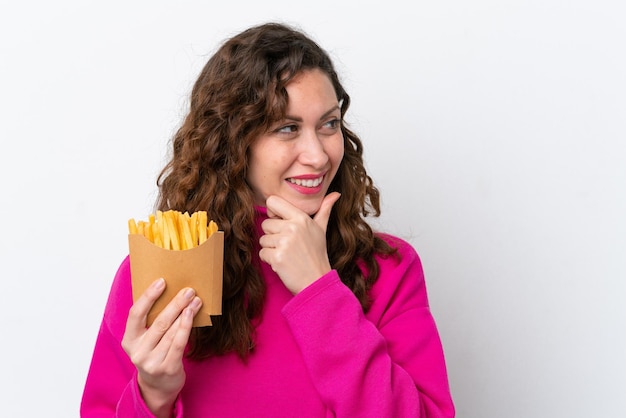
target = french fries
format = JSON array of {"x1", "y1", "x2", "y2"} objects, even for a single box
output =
[{"x1": 128, "y1": 210, "x2": 219, "y2": 250}]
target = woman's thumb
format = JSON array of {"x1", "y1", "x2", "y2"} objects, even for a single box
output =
[{"x1": 313, "y1": 192, "x2": 341, "y2": 232}]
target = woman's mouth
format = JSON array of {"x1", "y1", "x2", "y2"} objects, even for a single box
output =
[
  {"x1": 287, "y1": 175, "x2": 324, "y2": 188},
  {"x1": 285, "y1": 174, "x2": 326, "y2": 195}
]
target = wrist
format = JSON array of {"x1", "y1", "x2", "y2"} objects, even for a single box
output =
[{"x1": 137, "y1": 375, "x2": 179, "y2": 418}]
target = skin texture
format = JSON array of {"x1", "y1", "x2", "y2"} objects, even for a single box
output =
[
  {"x1": 249, "y1": 69, "x2": 344, "y2": 293},
  {"x1": 247, "y1": 69, "x2": 344, "y2": 217},
  {"x1": 121, "y1": 69, "x2": 344, "y2": 417},
  {"x1": 121, "y1": 279, "x2": 203, "y2": 418}
]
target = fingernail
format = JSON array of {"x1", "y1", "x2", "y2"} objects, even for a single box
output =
[
  {"x1": 184, "y1": 288, "x2": 195, "y2": 299},
  {"x1": 153, "y1": 278, "x2": 165, "y2": 290},
  {"x1": 190, "y1": 296, "x2": 202, "y2": 310}
]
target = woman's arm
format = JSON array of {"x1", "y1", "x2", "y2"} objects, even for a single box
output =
[
  {"x1": 281, "y1": 239, "x2": 455, "y2": 417},
  {"x1": 80, "y1": 258, "x2": 192, "y2": 418}
]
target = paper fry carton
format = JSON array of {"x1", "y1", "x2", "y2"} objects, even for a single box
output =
[{"x1": 128, "y1": 231, "x2": 224, "y2": 327}]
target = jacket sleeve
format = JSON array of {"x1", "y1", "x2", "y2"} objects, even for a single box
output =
[
  {"x1": 80, "y1": 257, "x2": 184, "y2": 418},
  {"x1": 281, "y1": 237, "x2": 455, "y2": 418}
]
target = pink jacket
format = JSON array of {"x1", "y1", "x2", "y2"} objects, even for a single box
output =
[{"x1": 81, "y1": 210, "x2": 454, "y2": 417}]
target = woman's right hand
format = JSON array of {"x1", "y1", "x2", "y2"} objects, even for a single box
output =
[{"x1": 121, "y1": 278, "x2": 202, "y2": 418}]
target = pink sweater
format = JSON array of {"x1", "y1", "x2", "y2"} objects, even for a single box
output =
[{"x1": 81, "y1": 210, "x2": 455, "y2": 417}]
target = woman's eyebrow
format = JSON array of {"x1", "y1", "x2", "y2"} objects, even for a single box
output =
[{"x1": 283, "y1": 105, "x2": 341, "y2": 122}]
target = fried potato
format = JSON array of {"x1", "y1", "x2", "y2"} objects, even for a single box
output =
[{"x1": 128, "y1": 210, "x2": 219, "y2": 250}]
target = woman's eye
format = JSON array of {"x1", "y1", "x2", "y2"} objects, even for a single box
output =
[
  {"x1": 276, "y1": 124, "x2": 298, "y2": 134},
  {"x1": 321, "y1": 118, "x2": 341, "y2": 131}
]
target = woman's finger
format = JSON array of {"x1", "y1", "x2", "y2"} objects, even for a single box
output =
[
  {"x1": 165, "y1": 297, "x2": 202, "y2": 364},
  {"x1": 148, "y1": 308, "x2": 187, "y2": 363},
  {"x1": 143, "y1": 287, "x2": 197, "y2": 346},
  {"x1": 125, "y1": 278, "x2": 166, "y2": 339},
  {"x1": 259, "y1": 233, "x2": 281, "y2": 249},
  {"x1": 312, "y1": 192, "x2": 341, "y2": 233},
  {"x1": 258, "y1": 247, "x2": 274, "y2": 268},
  {"x1": 260, "y1": 218, "x2": 285, "y2": 234},
  {"x1": 133, "y1": 295, "x2": 202, "y2": 375},
  {"x1": 265, "y1": 195, "x2": 305, "y2": 221}
]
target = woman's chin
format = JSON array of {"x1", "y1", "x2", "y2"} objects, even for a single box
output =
[
  {"x1": 258, "y1": 192, "x2": 325, "y2": 216},
  {"x1": 287, "y1": 197, "x2": 324, "y2": 216},
  {"x1": 296, "y1": 202, "x2": 322, "y2": 216}
]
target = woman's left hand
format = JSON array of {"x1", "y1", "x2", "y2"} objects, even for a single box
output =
[{"x1": 259, "y1": 192, "x2": 340, "y2": 294}]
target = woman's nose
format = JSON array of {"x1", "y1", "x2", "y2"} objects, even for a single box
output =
[{"x1": 298, "y1": 131, "x2": 329, "y2": 168}]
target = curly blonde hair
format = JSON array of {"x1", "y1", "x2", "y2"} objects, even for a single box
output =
[{"x1": 156, "y1": 22, "x2": 395, "y2": 359}]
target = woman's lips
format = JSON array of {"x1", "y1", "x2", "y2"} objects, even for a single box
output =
[{"x1": 286, "y1": 174, "x2": 325, "y2": 194}]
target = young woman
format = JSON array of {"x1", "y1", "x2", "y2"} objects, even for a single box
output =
[{"x1": 81, "y1": 22, "x2": 455, "y2": 417}]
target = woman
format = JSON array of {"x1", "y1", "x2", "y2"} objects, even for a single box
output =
[{"x1": 81, "y1": 22, "x2": 455, "y2": 417}]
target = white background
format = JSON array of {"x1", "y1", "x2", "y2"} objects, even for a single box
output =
[{"x1": 1, "y1": 1, "x2": 624, "y2": 417}]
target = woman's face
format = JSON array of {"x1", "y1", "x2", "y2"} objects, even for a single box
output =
[{"x1": 247, "y1": 69, "x2": 344, "y2": 216}]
